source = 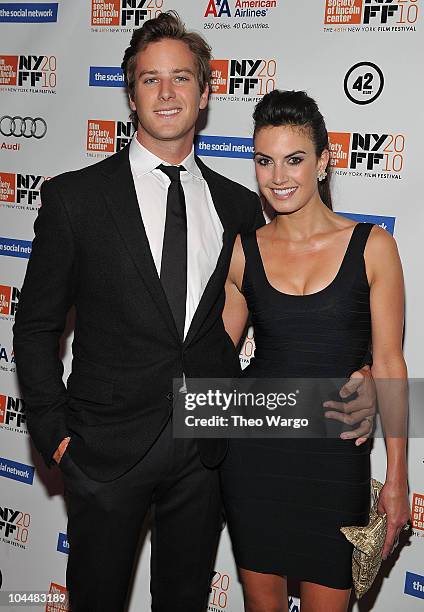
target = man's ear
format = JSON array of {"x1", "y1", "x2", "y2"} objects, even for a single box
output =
[
  {"x1": 129, "y1": 94, "x2": 136, "y2": 112},
  {"x1": 199, "y1": 83, "x2": 209, "y2": 110}
]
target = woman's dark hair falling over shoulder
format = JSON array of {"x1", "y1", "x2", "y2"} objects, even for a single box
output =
[{"x1": 253, "y1": 90, "x2": 333, "y2": 210}]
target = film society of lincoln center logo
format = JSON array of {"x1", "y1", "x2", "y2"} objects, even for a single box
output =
[
  {"x1": 210, "y1": 58, "x2": 277, "y2": 100},
  {"x1": 0, "y1": 171, "x2": 46, "y2": 209},
  {"x1": 86, "y1": 120, "x2": 134, "y2": 156},
  {"x1": 0, "y1": 284, "x2": 20, "y2": 319},
  {"x1": 0, "y1": 54, "x2": 56, "y2": 92},
  {"x1": 91, "y1": 0, "x2": 164, "y2": 29},
  {"x1": 0, "y1": 393, "x2": 26, "y2": 434},
  {"x1": 328, "y1": 131, "x2": 406, "y2": 179},
  {"x1": 324, "y1": 0, "x2": 419, "y2": 31},
  {"x1": 46, "y1": 583, "x2": 70, "y2": 612},
  {"x1": 0, "y1": 505, "x2": 31, "y2": 550},
  {"x1": 412, "y1": 493, "x2": 424, "y2": 532}
]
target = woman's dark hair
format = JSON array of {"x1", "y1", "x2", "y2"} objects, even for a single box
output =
[
  {"x1": 253, "y1": 90, "x2": 332, "y2": 210},
  {"x1": 121, "y1": 11, "x2": 212, "y2": 129}
]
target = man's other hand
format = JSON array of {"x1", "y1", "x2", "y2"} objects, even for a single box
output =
[
  {"x1": 53, "y1": 436, "x2": 71, "y2": 464},
  {"x1": 323, "y1": 366, "x2": 376, "y2": 446}
]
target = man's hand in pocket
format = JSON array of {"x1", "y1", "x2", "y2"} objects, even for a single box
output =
[{"x1": 53, "y1": 436, "x2": 71, "y2": 464}]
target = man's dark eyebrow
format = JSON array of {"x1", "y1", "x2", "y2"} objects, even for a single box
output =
[
  {"x1": 172, "y1": 67, "x2": 196, "y2": 75},
  {"x1": 138, "y1": 69, "x2": 159, "y2": 78},
  {"x1": 137, "y1": 67, "x2": 196, "y2": 78}
]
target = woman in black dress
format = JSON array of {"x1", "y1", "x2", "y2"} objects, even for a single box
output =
[{"x1": 220, "y1": 90, "x2": 409, "y2": 612}]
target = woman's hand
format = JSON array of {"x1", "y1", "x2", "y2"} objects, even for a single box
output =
[{"x1": 378, "y1": 480, "x2": 410, "y2": 560}]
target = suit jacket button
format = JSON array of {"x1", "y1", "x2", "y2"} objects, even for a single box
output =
[{"x1": 166, "y1": 392, "x2": 174, "y2": 401}]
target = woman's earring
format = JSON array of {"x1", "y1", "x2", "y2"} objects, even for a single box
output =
[{"x1": 317, "y1": 170, "x2": 328, "y2": 182}]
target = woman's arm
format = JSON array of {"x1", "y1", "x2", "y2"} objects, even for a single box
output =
[
  {"x1": 222, "y1": 235, "x2": 249, "y2": 347},
  {"x1": 365, "y1": 225, "x2": 410, "y2": 559}
]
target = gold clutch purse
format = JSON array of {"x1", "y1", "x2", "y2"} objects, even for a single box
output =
[{"x1": 340, "y1": 479, "x2": 387, "y2": 599}]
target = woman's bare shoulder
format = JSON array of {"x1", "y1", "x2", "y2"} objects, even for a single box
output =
[{"x1": 366, "y1": 224, "x2": 398, "y2": 255}]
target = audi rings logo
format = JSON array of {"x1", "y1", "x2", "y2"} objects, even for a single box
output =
[{"x1": 0, "y1": 116, "x2": 47, "y2": 139}]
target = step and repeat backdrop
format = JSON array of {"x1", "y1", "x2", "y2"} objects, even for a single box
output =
[{"x1": 0, "y1": 1, "x2": 423, "y2": 610}]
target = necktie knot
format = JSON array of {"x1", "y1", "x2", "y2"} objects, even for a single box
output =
[{"x1": 157, "y1": 164, "x2": 185, "y2": 183}]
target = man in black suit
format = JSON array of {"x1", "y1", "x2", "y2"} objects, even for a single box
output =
[{"x1": 13, "y1": 12, "x2": 374, "y2": 612}]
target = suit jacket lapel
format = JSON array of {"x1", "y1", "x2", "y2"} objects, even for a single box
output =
[{"x1": 99, "y1": 146, "x2": 180, "y2": 342}]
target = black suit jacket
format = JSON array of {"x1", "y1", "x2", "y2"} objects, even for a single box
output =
[{"x1": 13, "y1": 145, "x2": 264, "y2": 481}]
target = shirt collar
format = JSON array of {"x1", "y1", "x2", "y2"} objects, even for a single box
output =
[{"x1": 129, "y1": 134, "x2": 203, "y2": 180}]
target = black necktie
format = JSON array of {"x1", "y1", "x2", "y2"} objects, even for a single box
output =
[{"x1": 157, "y1": 164, "x2": 187, "y2": 340}]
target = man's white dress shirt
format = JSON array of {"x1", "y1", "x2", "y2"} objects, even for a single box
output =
[{"x1": 129, "y1": 135, "x2": 224, "y2": 339}]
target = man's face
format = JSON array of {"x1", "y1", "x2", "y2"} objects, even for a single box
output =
[{"x1": 129, "y1": 38, "x2": 209, "y2": 152}]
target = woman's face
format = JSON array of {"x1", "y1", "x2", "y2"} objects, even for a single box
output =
[{"x1": 254, "y1": 125, "x2": 329, "y2": 215}]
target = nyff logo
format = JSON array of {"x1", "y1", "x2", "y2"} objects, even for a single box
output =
[
  {"x1": 87, "y1": 120, "x2": 133, "y2": 154},
  {"x1": 210, "y1": 59, "x2": 276, "y2": 97},
  {"x1": 325, "y1": 0, "x2": 419, "y2": 27},
  {"x1": 208, "y1": 569, "x2": 230, "y2": 610},
  {"x1": 0, "y1": 506, "x2": 31, "y2": 548},
  {"x1": 91, "y1": 0, "x2": 164, "y2": 28},
  {"x1": 0, "y1": 285, "x2": 20, "y2": 317},
  {"x1": 329, "y1": 131, "x2": 405, "y2": 175},
  {"x1": 0, "y1": 55, "x2": 56, "y2": 90},
  {"x1": 0, "y1": 172, "x2": 45, "y2": 207},
  {"x1": 0, "y1": 394, "x2": 27, "y2": 432}
]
